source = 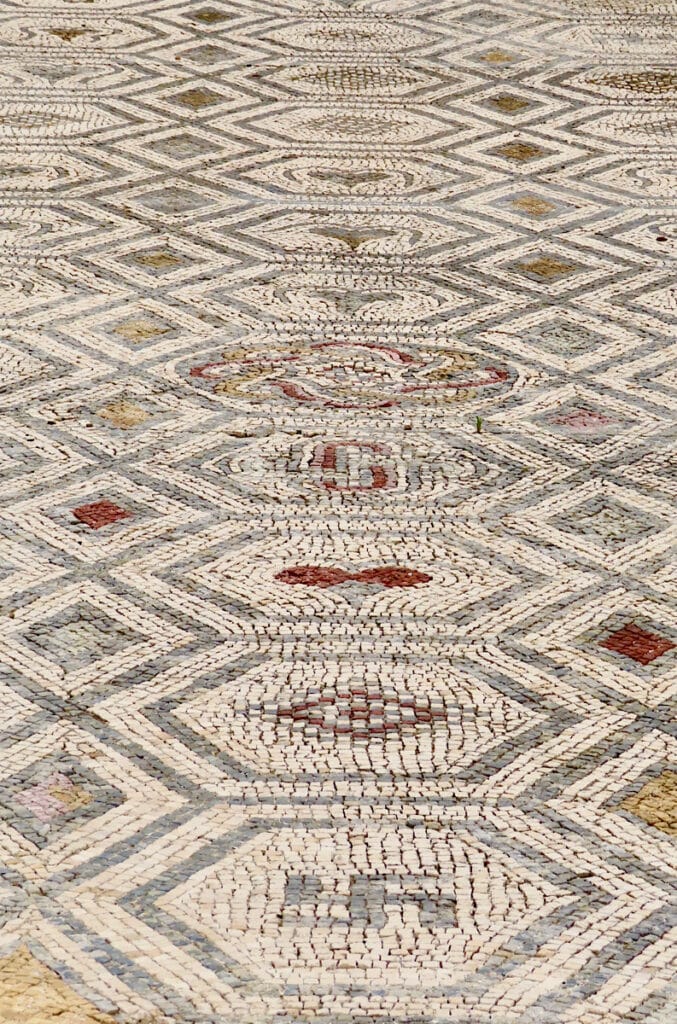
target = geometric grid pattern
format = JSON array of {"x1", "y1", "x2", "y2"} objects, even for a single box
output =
[{"x1": 0, "y1": 1, "x2": 675, "y2": 1022}]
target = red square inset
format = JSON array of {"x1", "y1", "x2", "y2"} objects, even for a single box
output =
[
  {"x1": 600, "y1": 623, "x2": 675, "y2": 666},
  {"x1": 72, "y1": 500, "x2": 132, "y2": 530}
]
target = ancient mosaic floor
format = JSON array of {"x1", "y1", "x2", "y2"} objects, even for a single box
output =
[{"x1": 1, "y1": 0, "x2": 676, "y2": 1022}]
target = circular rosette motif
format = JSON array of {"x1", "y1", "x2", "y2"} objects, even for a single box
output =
[{"x1": 189, "y1": 340, "x2": 515, "y2": 410}]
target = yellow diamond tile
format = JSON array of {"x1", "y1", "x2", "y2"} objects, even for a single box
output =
[
  {"x1": 495, "y1": 141, "x2": 545, "y2": 162},
  {"x1": 174, "y1": 88, "x2": 220, "y2": 109},
  {"x1": 132, "y1": 251, "x2": 182, "y2": 270},
  {"x1": 96, "y1": 399, "x2": 151, "y2": 429},
  {"x1": 489, "y1": 95, "x2": 531, "y2": 113},
  {"x1": 113, "y1": 319, "x2": 170, "y2": 343},
  {"x1": 480, "y1": 49, "x2": 517, "y2": 63},
  {"x1": 621, "y1": 771, "x2": 677, "y2": 836},
  {"x1": 510, "y1": 196, "x2": 557, "y2": 217},
  {"x1": 516, "y1": 256, "x2": 578, "y2": 279}
]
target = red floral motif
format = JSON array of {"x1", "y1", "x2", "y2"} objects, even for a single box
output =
[
  {"x1": 189, "y1": 340, "x2": 512, "y2": 410},
  {"x1": 275, "y1": 566, "x2": 432, "y2": 588},
  {"x1": 276, "y1": 688, "x2": 446, "y2": 739}
]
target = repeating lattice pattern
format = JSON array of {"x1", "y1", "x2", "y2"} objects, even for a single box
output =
[{"x1": 0, "y1": 1, "x2": 675, "y2": 1022}]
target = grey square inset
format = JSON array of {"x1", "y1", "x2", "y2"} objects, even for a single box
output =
[
  {"x1": 524, "y1": 318, "x2": 606, "y2": 356},
  {"x1": 550, "y1": 496, "x2": 666, "y2": 551},
  {"x1": 21, "y1": 604, "x2": 141, "y2": 673}
]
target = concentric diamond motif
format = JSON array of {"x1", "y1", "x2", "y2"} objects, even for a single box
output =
[{"x1": 173, "y1": 659, "x2": 539, "y2": 778}]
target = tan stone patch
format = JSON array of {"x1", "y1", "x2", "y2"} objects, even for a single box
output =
[
  {"x1": 96, "y1": 399, "x2": 151, "y2": 429},
  {"x1": 495, "y1": 141, "x2": 545, "y2": 162},
  {"x1": 193, "y1": 8, "x2": 230, "y2": 23},
  {"x1": 174, "y1": 88, "x2": 220, "y2": 109},
  {"x1": 489, "y1": 95, "x2": 531, "y2": 113},
  {"x1": 480, "y1": 49, "x2": 516, "y2": 63},
  {"x1": 515, "y1": 256, "x2": 578, "y2": 279},
  {"x1": 50, "y1": 782, "x2": 92, "y2": 811},
  {"x1": 113, "y1": 319, "x2": 170, "y2": 343},
  {"x1": 511, "y1": 196, "x2": 557, "y2": 217},
  {"x1": 620, "y1": 771, "x2": 677, "y2": 835},
  {"x1": 132, "y1": 251, "x2": 182, "y2": 270},
  {"x1": 0, "y1": 947, "x2": 115, "y2": 1024}
]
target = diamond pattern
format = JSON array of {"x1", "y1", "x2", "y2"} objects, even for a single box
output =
[{"x1": 0, "y1": 1, "x2": 675, "y2": 1023}]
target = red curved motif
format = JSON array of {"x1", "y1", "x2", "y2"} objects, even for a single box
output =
[
  {"x1": 402, "y1": 367, "x2": 509, "y2": 392},
  {"x1": 311, "y1": 442, "x2": 398, "y2": 491},
  {"x1": 275, "y1": 566, "x2": 432, "y2": 588}
]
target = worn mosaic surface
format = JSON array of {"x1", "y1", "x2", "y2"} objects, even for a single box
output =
[{"x1": 0, "y1": 0, "x2": 676, "y2": 1021}]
